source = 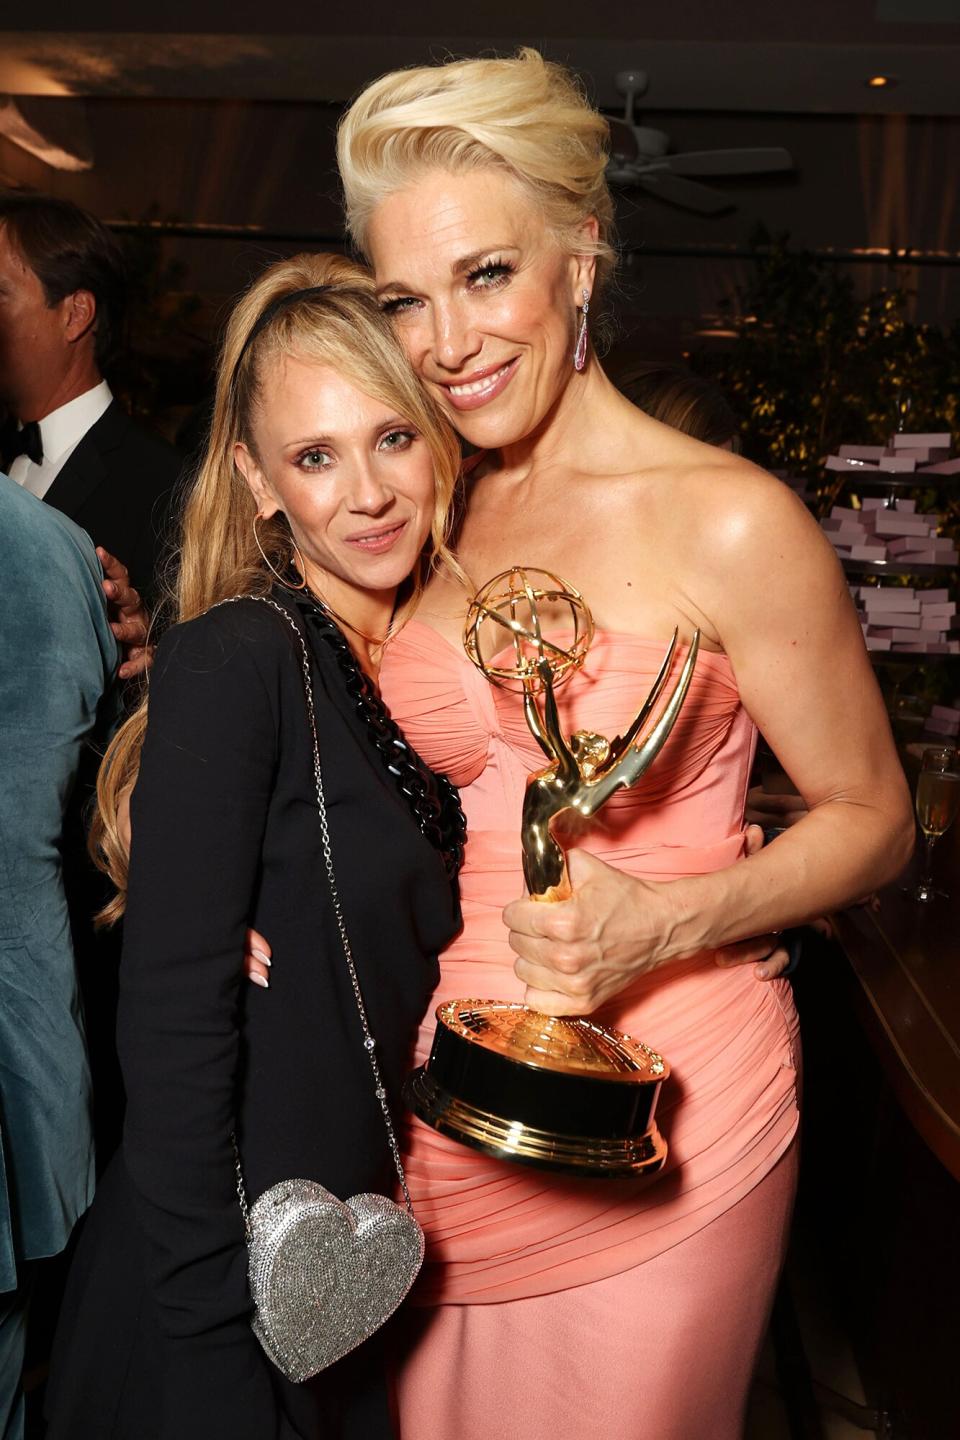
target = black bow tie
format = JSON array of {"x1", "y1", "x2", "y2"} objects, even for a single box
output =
[{"x1": 3, "y1": 419, "x2": 43, "y2": 469}]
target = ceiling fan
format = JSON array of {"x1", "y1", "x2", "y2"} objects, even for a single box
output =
[
  {"x1": 0, "y1": 96, "x2": 93, "y2": 172},
  {"x1": 605, "y1": 70, "x2": 794, "y2": 215}
]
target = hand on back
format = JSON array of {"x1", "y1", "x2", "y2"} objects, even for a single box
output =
[{"x1": 97, "y1": 547, "x2": 153, "y2": 680}]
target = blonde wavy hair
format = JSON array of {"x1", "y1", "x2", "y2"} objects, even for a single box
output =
[
  {"x1": 92, "y1": 251, "x2": 462, "y2": 924},
  {"x1": 337, "y1": 48, "x2": 617, "y2": 305}
]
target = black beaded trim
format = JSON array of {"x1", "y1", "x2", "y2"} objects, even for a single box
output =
[{"x1": 290, "y1": 592, "x2": 466, "y2": 880}]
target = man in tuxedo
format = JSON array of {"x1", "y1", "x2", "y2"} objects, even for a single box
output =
[
  {"x1": 0, "y1": 474, "x2": 118, "y2": 1440},
  {"x1": 0, "y1": 193, "x2": 180, "y2": 1160},
  {"x1": 0, "y1": 192, "x2": 182, "y2": 615}
]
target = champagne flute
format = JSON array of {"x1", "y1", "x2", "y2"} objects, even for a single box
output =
[{"x1": 907, "y1": 746, "x2": 960, "y2": 902}]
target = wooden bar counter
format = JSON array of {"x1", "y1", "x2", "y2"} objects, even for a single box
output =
[
  {"x1": 830, "y1": 812, "x2": 960, "y2": 1183},
  {"x1": 793, "y1": 786, "x2": 960, "y2": 1437}
]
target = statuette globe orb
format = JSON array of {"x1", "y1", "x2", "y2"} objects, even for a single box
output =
[{"x1": 463, "y1": 567, "x2": 595, "y2": 692}]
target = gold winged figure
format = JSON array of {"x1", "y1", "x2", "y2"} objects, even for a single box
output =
[{"x1": 464, "y1": 567, "x2": 701, "y2": 902}]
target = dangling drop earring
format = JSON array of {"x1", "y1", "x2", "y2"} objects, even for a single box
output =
[
  {"x1": 253, "y1": 512, "x2": 307, "y2": 590},
  {"x1": 573, "y1": 288, "x2": 590, "y2": 372}
]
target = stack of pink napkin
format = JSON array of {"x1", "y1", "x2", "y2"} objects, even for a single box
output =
[{"x1": 848, "y1": 584, "x2": 958, "y2": 654}]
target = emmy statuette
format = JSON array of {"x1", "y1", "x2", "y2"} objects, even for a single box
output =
[{"x1": 404, "y1": 569, "x2": 700, "y2": 1177}]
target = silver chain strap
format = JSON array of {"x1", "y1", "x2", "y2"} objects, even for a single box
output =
[{"x1": 220, "y1": 594, "x2": 416, "y2": 1220}]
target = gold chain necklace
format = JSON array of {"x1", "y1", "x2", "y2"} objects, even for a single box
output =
[{"x1": 307, "y1": 589, "x2": 395, "y2": 651}]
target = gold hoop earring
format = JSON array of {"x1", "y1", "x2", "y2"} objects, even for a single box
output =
[{"x1": 253, "y1": 513, "x2": 307, "y2": 591}]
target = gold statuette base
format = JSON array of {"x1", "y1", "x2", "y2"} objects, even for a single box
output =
[{"x1": 405, "y1": 1065, "x2": 668, "y2": 1179}]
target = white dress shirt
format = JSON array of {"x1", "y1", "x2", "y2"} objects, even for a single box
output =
[{"x1": 9, "y1": 380, "x2": 113, "y2": 500}]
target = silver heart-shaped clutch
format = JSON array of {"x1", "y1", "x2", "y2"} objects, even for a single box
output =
[
  {"x1": 223, "y1": 597, "x2": 432, "y2": 1385},
  {"x1": 247, "y1": 1178, "x2": 425, "y2": 1382}
]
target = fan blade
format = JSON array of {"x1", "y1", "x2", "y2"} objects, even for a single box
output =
[
  {"x1": 606, "y1": 116, "x2": 640, "y2": 163},
  {"x1": 634, "y1": 170, "x2": 733, "y2": 215},
  {"x1": 607, "y1": 117, "x2": 671, "y2": 159},
  {"x1": 607, "y1": 163, "x2": 645, "y2": 185},
  {"x1": 664, "y1": 147, "x2": 794, "y2": 177}
]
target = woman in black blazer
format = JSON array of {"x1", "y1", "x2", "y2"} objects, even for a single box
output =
[{"x1": 46, "y1": 253, "x2": 465, "y2": 1440}]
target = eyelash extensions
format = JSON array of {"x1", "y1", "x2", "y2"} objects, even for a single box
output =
[
  {"x1": 465, "y1": 258, "x2": 515, "y2": 289},
  {"x1": 379, "y1": 258, "x2": 516, "y2": 316}
]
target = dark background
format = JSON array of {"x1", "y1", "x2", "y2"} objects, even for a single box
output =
[{"x1": 3, "y1": 2, "x2": 960, "y2": 435}]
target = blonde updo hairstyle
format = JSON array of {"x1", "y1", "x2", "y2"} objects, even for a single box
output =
[
  {"x1": 91, "y1": 251, "x2": 462, "y2": 923},
  {"x1": 337, "y1": 48, "x2": 616, "y2": 323}
]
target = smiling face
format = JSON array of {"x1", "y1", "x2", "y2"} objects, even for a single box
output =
[
  {"x1": 234, "y1": 357, "x2": 436, "y2": 621},
  {"x1": 366, "y1": 168, "x2": 595, "y2": 451}
]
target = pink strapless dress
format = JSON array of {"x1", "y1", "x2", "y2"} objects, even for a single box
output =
[{"x1": 379, "y1": 624, "x2": 800, "y2": 1440}]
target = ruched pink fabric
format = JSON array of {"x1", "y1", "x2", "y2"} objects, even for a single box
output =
[
  {"x1": 379, "y1": 624, "x2": 801, "y2": 1310},
  {"x1": 390, "y1": 1143, "x2": 798, "y2": 1440}
]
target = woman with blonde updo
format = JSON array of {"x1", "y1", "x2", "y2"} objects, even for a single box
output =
[
  {"x1": 44, "y1": 253, "x2": 465, "y2": 1440},
  {"x1": 332, "y1": 48, "x2": 912, "y2": 1438}
]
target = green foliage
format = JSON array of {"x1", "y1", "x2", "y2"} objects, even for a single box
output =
[
  {"x1": 693, "y1": 229, "x2": 960, "y2": 495},
  {"x1": 695, "y1": 230, "x2": 960, "y2": 704}
]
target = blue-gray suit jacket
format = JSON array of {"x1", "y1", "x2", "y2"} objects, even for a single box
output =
[{"x1": 0, "y1": 472, "x2": 118, "y2": 1292}]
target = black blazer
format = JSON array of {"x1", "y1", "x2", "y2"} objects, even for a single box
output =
[
  {"x1": 45, "y1": 401, "x2": 184, "y2": 1158},
  {"x1": 46, "y1": 594, "x2": 462, "y2": 1440},
  {"x1": 43, "y1": 399, "x2": 184, "y2": 607}
]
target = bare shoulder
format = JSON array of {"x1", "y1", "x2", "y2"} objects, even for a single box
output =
[
  {"x1": 666, "y1": 455, "x2": 852, "y2": 653},
  {"x1": 590, "y1": 418, "x2": 814, "y2": 553},
  {"x1": 617, "y1": 439, "x2": 846, "y2": 645},
  {"x1": 618, "y1": 438, "x2": 825, "y2": 567},
  {"x1": 696, "y1": 456, "x2": 820, "y2": 550}
]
